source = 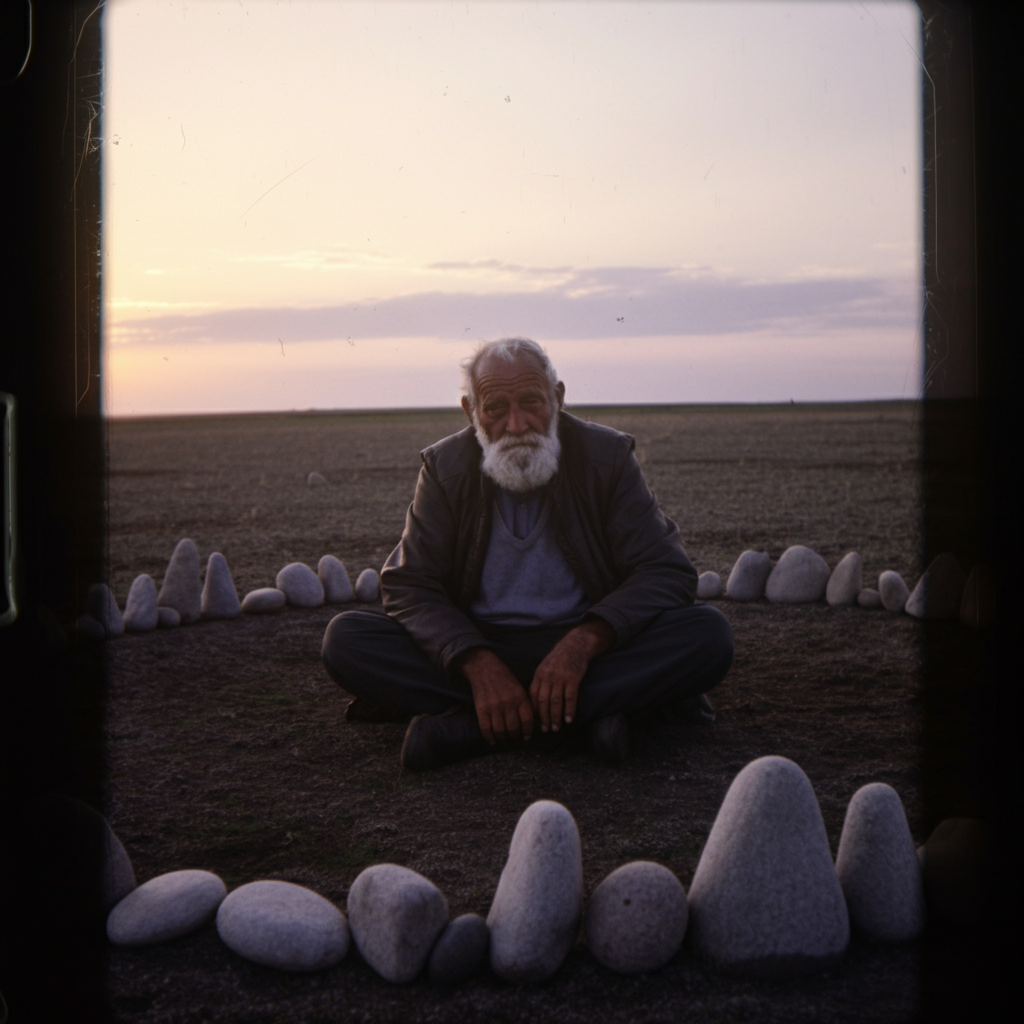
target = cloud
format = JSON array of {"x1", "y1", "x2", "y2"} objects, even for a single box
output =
[{"x1": 108, "y1": 265, "x2": 918, "y2": 346}]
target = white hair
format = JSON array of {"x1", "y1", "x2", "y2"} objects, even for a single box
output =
[{"x1": 461, "y1": 337, "x2": 558, "y2": 410}]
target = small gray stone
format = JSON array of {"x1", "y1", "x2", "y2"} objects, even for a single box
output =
[
  {"x1": 428, "y1": 913, "x2": 490, "y2": 986},
  {"x1": 355, "y1": 568, "x2": 380, "y2": 602},
  {"x1": 687, "y1": 755, "x2": 849, "y2": 976},
  {"x1": 201, "y1": 552, "x2": 241, "y2": 619},
  {"x1": 835, "y1": 783, "x2": 925, "y2": 943},
  {"x1": 826, "y1": 552, "x2": 862, "y2": 607},
  {"x1": 123, "y1": 574, "x2": 159, "y2": 632},
  {"x1": 319, "y1": 555, "x2": 354, "y2": 603},
  {"x1": 960, "y1": 563, "x2": 995, "y2": 628},
  {"x1": 216, "y1": 880, "x2": 349, "y2": 971},
  {"x1": 905, "y1": 552, "x2": 967, "y2": 620},
  {"x1": 157, "y1": 539, "x2": 203, "y2": 623},
  {"x1": 107, "y1": 869, "x2": 227, "y2": 946},
  {"x1": 585, "y1": 861, "x2": 688, "y2": 974},
  {"x1": 241, "y1": 587, "x2": 287, "y2": 614},
  {"x1": 766, "y1": 546, "x2": 830, "y2": 604},
  {"x1": 858, "y1": 588, "x2": 883, "y2": 609},
  {"x1": 697, "y1": 572, "x2": 722, "y2": 600},
  {"x1": 347, "y1": 864, "x2": 448, "y2": 983},
  {"x1": 157, "y1": 606, "x2": 181, "y2": 628},
  {"x1": 878, "y1": 571, "x2": 910, "y2": 612},
  {"x1": 307, "y1": 471, "x2": 327, "y2": 485},
  {"x1": 87, "y1": 583, "x2": 124, "y2": 637},
  {"x1": 276, "y1": 563, "x2": 324, "y2": 608},
  {"x1": 488, "y1": 800, "x2": 583, "y2": 983},
  {"x1": 725, "y1": 551, "x2": 773, "y2": 602}
]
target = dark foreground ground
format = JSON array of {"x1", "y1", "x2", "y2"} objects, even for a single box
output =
[{"x1": 103, "y1": 402, "x2": 934, "y2": 1023}]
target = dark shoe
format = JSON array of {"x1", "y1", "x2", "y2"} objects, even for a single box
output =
[
  {"x1": 345, "y1": 696, "x2": 412, "y2": 723},
  {"x1": 401, "y1": 707, "x2": 490, "y2": 771},
  {"x1": 590, "y1": 713, "x2": 629, "y2": 764},
  {"x1": 676, "y1": 693, "x2": 716, "y2": 723}
]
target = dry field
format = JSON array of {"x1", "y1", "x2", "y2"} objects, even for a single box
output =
[{"x1": 103, "y1": 401, "x2": 926, "y2": 1023}]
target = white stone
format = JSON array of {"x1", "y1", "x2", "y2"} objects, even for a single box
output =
[
  {"x1": 87, "y1": 583, "x2": 124, "y2": 637},
  {"x1": 858, "y1": 588, "x2": 883, "y2": 609},
  {"x1": 878, "y1": 571, "x2": 910, "y2": 613},
  {"x1": 835, "y1": 783, "x2": 925, "y2": 943},
  {"x1": 826, "y1": 552, "x2": 862, "y2": 607},
  {"x1": 355, "y1": 568, "x2": 380, "y2": 602},
  {"x1": 487, "y1": 800, "x2": 583, "y2": 983},
  {"x1": 725, "y1": 551, "x2": 773, "y2": 602},
  {"x1": 697, "y1": 572, "x2": 722, "y2": 600},
  {"x1": 216, "y1": 880, "x2": 349, "y2": 971},
  {"x1": 201, "y1": 552, "x2": 241, "y2": 619},
  {"x1": 687, "y1": 755, "x2": 849, "y2": 976},
  {"x1": 276, "y1": 563, "x2": 324, "y2": 608},
  {"x1": 766, "y1": 546, "x2": 830, "y2": 604},
  {"x1": 905, "y1": 552, "x2": 967, "y2": 620},
  {"x1": 347, "y1": 864, "x2": 448, "y2": 983},
  {"x1": 318, "y1": 555, "x2": 354, "y2": 603},
  {"x1": 157, "y1": 539, "x2": 203, "y2": 623},
  {"x1": 157, "y1": 606, "x2": 181, "y2": 628},
  {"x1": 307, "y1": 472, "x2": 327, "y2": 485},
  {"x1": 428, "y1": 913, "x2": 490, "y2": 986},
  {"x1": 584, "y1": 861, "x2": 688, "y2": 974},
  {"x1": 123, "y1": 574, "x2": 159, "y2": 632},
  {"x1": 241, "y1": 588, "x2": 287, "y2": 614},
  {"x1": 107, "y1": 869, "x2": 227, "y2": 946}
]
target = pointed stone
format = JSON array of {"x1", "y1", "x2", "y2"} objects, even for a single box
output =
[
  {"x1": 241, "y1": 587, "x2": 287, "y2": 614},
  {"x1": 960, "y1": 563, "x2": 995, "y2": 628},
  {"x1": 428, "y1": 914, "x2": 490, "y2": 985},
  {"x1": 835, "y1": 783, "x2": 925, "y2": 942},
  {"x1": 355, "y1": 568, "x2": 380, "y2": 602},
  {"x1": 123, "y1": 574, "x2": 159, "y2": 632},
  {"x1": 878, "y1": 571, "x2": 910, "y2": 612},
  {"x1": 107, "y1": 869, "x2": 227, "y2": 946},
  {"x1": 276, "y1": 562, "x2": 324, "y2": 607},
  {"x1": 827, "y1": 552, "x2": 862, "y2": 607},
  {"x1": 157, "y1": 606, "x2": 181, "y2": 628},
  {"x1": 201, "y1": 552, "x2": 241, "y2": 619},
  {"x1": 725, "y1": 551, "x2": 773, "y2": 602},
  {"x1": 347, "y1": 864, "x2": 448, "y2": 983},
  {"x1": 87, "y1": 583, "x2": 124, "y2": 637},
  {"x1": 584, "y1": 861, "x2": 688, "y2": 974},
  {"x1": 307, "y1": 471, "x2": 327, "y2": 485},
  {"x1": 697, "y1": 572, "x2": 722, "y2": 599},
  {"x1": 319, "y1": 555, "x2": 354, "y2": 603},
  {"x1": 157, "y1": 539, "x2": 202, "y2": 623},
  {"x1": 687, "y1": 755, "x2": 849, "y2": 976},
  {"x1": 487, "y1": 800, "x2": 583, "y2": 983},
  {"x1": 766, "y1": 546, "x2": 830, "y2": 603},
  {"x1": 858, "y1": 588, "x2": 883, "y2": 609},
  {"x1": 906, "y1": 552, "x2": 967, "y2": 620}
]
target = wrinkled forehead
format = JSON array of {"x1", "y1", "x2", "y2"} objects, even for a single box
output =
[{"x1": 474, "y1": 353, "x2": 552, "y2": 399}]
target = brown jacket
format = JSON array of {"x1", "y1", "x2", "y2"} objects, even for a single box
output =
[{"x1": 380, "y1": 411, "x2": 698, "y2": 671}]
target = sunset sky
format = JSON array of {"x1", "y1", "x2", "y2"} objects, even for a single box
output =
[{"x1": 102, "y1": 0, "x2": 923, "y2": 415}]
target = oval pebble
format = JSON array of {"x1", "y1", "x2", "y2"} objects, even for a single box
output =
[
  {"x1": 107, "y1": 869, "x2": 227, "y2": 946},
  {"x1": 697, "y1": 572, "x2": 722, "y2": 600},
  {"x1": 725, "y1": 551, "x2": 773, "y2": 602},
  {"x1": 276, "y1": 563, "x2": 324, "y2": 608},
  {"x1": 157, "y1": 606, "x2": 181, "y2": 628},
  {"x1": 241, "y1": 587, "x2": 287, "y2": 614},
  {"x1": 216, "y1": 880, "x2": 349, "y2": 971},
  {"x1": 355, "y1": 569, "x2": 380, "y2": 602},
  {"x1": 429, "y1": 913, "x2": 490, "y2": 985},
  {"x1": 878, "y1": 571, "x2": 910, "y2": 612},
  {"x1": 319, "y1": 555, "x2": 354, "y2": 603},
  {"x1": 858, "y1": 588, "x2": 883, "y2": 609}
]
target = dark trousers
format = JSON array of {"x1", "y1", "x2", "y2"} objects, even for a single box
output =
[{"x1": 321, "y1": 605, "x2": 733, "y2": 725}]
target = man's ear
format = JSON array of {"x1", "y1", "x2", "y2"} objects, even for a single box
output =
[
  {"x1": 554, "y1": 381, "x2": 565, "y2": 409},
  {"x1": 461, "y1": 394, "x2": 474, "y2": 423}
]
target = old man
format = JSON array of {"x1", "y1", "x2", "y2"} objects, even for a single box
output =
[{"x1": 322, "y1": 337, "x2": 733, "y2": 770}]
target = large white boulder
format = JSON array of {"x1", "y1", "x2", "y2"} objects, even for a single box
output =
[
  {"x1": 157, "y1": 539, "x2": 203, "y2": 623},
  {"x1": 201, "y1": 552, "x2": 241, "y2": 619},
  {"x1": 725, "y1": 551, "x2": 773, "y2": 602},
  {"x1": 276, "y1": 563, "x2": 324, "y2": 608},
  {"x1": 107, "y1": 869, "x2": 227, "y2": 946},
  {"x1": 765, "y1": 546, "x2": 830, "y2": 604},
  {"x1": 826, "y1": 552, "x2": 862, "y2": 607},
  {"x1": 318, "y1": 555, "x2": 354, "y2": 603}
]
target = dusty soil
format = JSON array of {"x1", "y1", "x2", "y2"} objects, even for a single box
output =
[{"x1": 103, "y1": 402, "x2": 928, "y2": 1023}]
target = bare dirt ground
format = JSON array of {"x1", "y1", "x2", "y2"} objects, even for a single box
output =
[{"x1": 103, "y1": 402, "x2": 927, "y2": 1023}]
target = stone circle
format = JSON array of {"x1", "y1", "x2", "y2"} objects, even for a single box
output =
[
  {"x1": 765, "y1": 545, "x2": 830, "y2": 604},
  {"x1": 241, "y1": 587, "x2": 287, "y2": 614},
  {"x1": 276, "y1": 563, "x2": 324, "y2": 608},
  {"x1": 826, "y1": 552, "x2": 862, "y2": 607},
  {"x1": 488, "y1": 800, "x2": 583, "y2": 983},
  {"x1": 123, "y1": 574, "x2": 159, "y2": 632},
  {"x1": 697, "y1": 572, "x2": 722, "y2": 599},
  {"x1": 157, "y1": 539, "x2": 203, "y2": 623},
  {"x1": 201, "y1": 552, "x2": 241, "y2": 619},
  {"x1": 905, "y1": 552, "x2": 967, "y2": 620},
  {"x1": 346, "y1": 864, "x2": 448, "y2": 983},
  {"x1": 355, "y1": 568, "x2": 380, "y2": 602},
  {"x1": 584, "y1": 861, "x2": 688, "y2": 974},
  {"x1": 216, "y1": 879, "x2": 349, "y2": 971},
  {"x1": 878, "y1": 571, "x2": 910, "y2": 612},
  {"x1": 687, "y1": 755, "x2": 849, "y2": 976},
  {"x1": 835, "y1": 783, "x2": 925, "y2": 943},
  {"x1": 428, "y1": 913, "x2": 490, "y2": 986},
  {"x1": 107, "y1": 869, "x2": 228, "y2": 946},
  {"x1": 725, "y1": 551, "x2": 773, "y2": 602},
  {"x1": 319, "y1": 555, "x2": 354, "y2": 603},
  {"x1": 87, "y1": 583, "x2": 124, "y2": 637}
]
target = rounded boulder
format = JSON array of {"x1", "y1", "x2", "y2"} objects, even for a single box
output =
[
  {"x1": 725, "y1": 551, "x2": 773, "y2": 602},
  {"x1": 123, "y1": 574, "x2": 159, "y2": 632},
  {"x1": 108, "y1": 869, "x2": 227, "y2": 946},
  {"x1": 319, "y1": 555, "x2": 354, "y2": 603},
  {"x1": 276, "y1": 563, "x2": 324, "y2": 608},
  {"x1": 826, "y1": 552, "x2": 862, "y2": 606},
  {"x1": 697, "y1": 572, "x2": 722, "y2": 600},
  {"x1": 428, "y1": 913, "x2": 490, "y2": 985},
  {"x1": 765, "y1": 546, "x2": 830, "y2": 603}
]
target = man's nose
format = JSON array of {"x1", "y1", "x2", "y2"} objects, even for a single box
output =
[{"x1": 506, "y1": 403, "x2": 529, "y2": 434}]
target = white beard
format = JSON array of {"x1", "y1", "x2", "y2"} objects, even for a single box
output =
[{"x1": 473, "y1": 411, "x2": 561, "y2": 493}]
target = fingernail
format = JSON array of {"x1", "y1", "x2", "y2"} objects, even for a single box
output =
[
  {"x1": 552, "y1": 724, "x2": 559, "y2": 732},
  {"x1": 564, "y1": 716, "x2": 573, "y2": 724}
]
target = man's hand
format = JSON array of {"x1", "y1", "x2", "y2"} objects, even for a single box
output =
[
  {"x1": 529, "y1": 619, "x2": 615, "y2": 733},
  {"x1": 458, "y1": 647, "x2": 534, "y2": 745}
]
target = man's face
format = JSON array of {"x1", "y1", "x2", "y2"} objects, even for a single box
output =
[{"x1": 462, "y1": 354, "x2": 564, "y2": 443}]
